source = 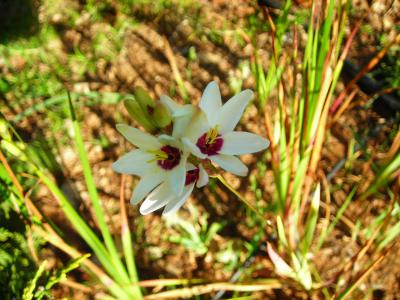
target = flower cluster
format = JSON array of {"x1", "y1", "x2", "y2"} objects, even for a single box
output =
[{"x1": 113, "y1": 81, "x2": 270, "y2": 215}]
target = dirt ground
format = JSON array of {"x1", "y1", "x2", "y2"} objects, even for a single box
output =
[{"x1": 2, "y1": 0, "x2": 400, "y2": 299}]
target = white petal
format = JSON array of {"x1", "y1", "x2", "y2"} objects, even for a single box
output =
[
  {"x1": 182, "y1": 110, "x2": 210, "y2": 141},
  {"x1": 210, "y1": 154, "x2": 248, "y2": 176},
  {"x1": 182, "y1": 138, "x2": 206, "y2": 159},
  {"x1": 160, "y1": 95, "x2": 180, "y2": 113},
  {"x1": 157, "y1": 134, "x2": 183, "y2": 149},
  {"x1": 171, "y1": 106, "x2": 197, "y2": 138},
  {"x1": 219, "y1": 131, "x2": 270, "y2": 155},
  {"x1": 112, "y1": 150, "x2": 154, "y2": 175},
  {"x1": 196, "y1": 164, "x2": 209, "y2": 188},
  {"x1": 130, "y1": 170, "x2": 166, "y2": 204},
  {"x1": 167, "y1": 154, "x2": 187, "y2": 195},
  {"x1": 174, "y1": 104, "x2": 196, "y2": 118},
  {"x1": 116, "y1": 124, "x2": 161, "y2": 150},
  {"x1": 172, "y1": 116, "x2": 189, "y2": 138},
  {"x1": 163, "y1": 183, "x2": 195, "y2": 215},
  {"x1": 217, "y1": 90, "x2": 254, "y2": 134},
  {"x1": 186, "y1": 163, "x2": 196, "y2": 170},
  {"x1": 199, "y1": 81, "x2": 222, "y2": 126},
  {"x1": 140, "y1": 183, "x2": 172, "y2": 215}
]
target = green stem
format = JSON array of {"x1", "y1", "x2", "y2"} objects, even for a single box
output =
[
  {"x1": 215, "y1": 175, "x2": 266, "y2": 221},
  {"x1": 120, "y1": 176, "x2": 141, "y2": 289}
]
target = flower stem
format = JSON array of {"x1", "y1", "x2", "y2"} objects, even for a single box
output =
[{"x1": 214, "y1": 174, "x2": 265, "y2": 220}]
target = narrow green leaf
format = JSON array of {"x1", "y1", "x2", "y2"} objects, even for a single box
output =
[
  {"x1": 276, "y1": 216, "x2": 288, "y2": 248},
  {"x1": 378, "y1": 221, "x2": 400, "y2": 250},
  {"x1": 317, "y1": 186, "x2": 357, "y2": 249},
  {"x1": 23, "y1": 260, "x2": 48, "y2": 300},
  {"x1": 363, "y1": 154, "x2": 400, "y2": 198},
  {"x1": 67, "y1": 94, "x2": 142, "y2": 299},
  {"x1": 302, "y1": 184, "x2": 320, "y2": 255}
]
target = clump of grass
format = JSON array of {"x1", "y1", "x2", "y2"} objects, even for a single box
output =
[{"x1": 251, "y1": 0, "x2": 400, "y2": 297}]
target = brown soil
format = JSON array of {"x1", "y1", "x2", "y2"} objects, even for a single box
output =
[{"x1": 1, "y1": 0, "x2": 399, "y2": 299}]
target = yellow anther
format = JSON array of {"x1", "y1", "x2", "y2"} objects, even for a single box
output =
[
  {"x1": 206, "y1": 125, "x2": 219, "y2": 144},
  {"x1": 147, "y1": 149, "x2": 169, "y2": 163}
]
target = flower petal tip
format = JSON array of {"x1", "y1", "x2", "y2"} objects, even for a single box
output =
[
  {"x1": 241, "y1": 89, "x2": 254, "y2": 102},
  {"x1": 111, "y1": 162, "x2": 119, "y2": 172},
  {"x1": 235, "y1": 169, "x2": 248, "y2": 177},
  {"x1": 264, "y1": 139, "x2": 271, "y2": 149},
  {"x1": 115, "y1": 123, "x2": 127, "y2": 132}
]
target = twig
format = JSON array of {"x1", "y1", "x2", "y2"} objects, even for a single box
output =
[
  {"x1": 163, "y1": 37, "x2": 190, "y2": 103},
  {"x1": 144, "y1": 280, "x2": 282, "y2": 299}
]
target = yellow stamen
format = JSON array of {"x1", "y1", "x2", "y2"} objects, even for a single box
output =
[
  {"x1": 147, "y1": 149, "x2": 169, "y2": 163},
  {"x1": 206, "y1": 125, "x2": 219, "y2": 144}
]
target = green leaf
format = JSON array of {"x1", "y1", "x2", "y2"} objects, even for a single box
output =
[
  {"x1": 302, "y1": 184, "x2": 320, "y2": 255},
  {"x1": 23, "y1": 260, "x2": 48, "y2": 300}
]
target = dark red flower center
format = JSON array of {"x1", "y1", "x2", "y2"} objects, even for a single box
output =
[
  {"x1": 157, "y1": 145, "x2": 181, "y2": 170},
  {"x1": 196, "y1": 132, "x2": 223, "y2": 156},
  {"x1": 185, "y1": 168, "x2": 199, "y2": 186}
]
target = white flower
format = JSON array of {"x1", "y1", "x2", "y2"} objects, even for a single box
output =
[
  {"x1": 181, "y1": 81, "x2": 270, "y2": 176},
  {"x1": 140, "y1": 163, "x2": 208, "y2": 215},
  {"x1": 112, "y1": 124, "x2": 188, "y2": 205},
  {"x1": 112, "y1": 81, "x2": 270, "y2": 215}
]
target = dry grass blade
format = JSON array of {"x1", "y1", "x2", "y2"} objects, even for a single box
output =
[
  {"x1": 0, "y1": 148, "x2": 24, "y2": 196},
  {"x1": 299, "y1": 98, "x2": 329, "y2": 221},
  {"x1": 383, "y1": 129, "x2": 400, "y2": 163},
  {"x1": 329, "y1": 196, "x2": 397, "y2": 287},
  {"x1": 143, "y1": 281, "x2": 282, "y2": 299},
  {"x1": 0, "y1": 148, "x2": 59, "y2": 237},
  {"x1": 335, "y1": 244, "x2": 395, "y2": 300},
  {"x1": 331, "y1": 88, "x2": 358, "y2": 124},
  {"x1": 60, "y1": 279, "x2": 93, "y2": 293},
  {"x1": 299, "y1": 20, "x2": 361, "y2": 221},
  {"x1": 138, "y1": 278, "x2": 206, "y2": 287},
  {"x1": 33, "y1": 226, "x2": 118, "y2": 290},
  {"x1": 163, "y1": 37, "x2": 189, "y2": 102}
]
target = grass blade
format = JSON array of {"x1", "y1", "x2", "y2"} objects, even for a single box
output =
[
  {"x1": 317, "y1": 187, "x2": 357, "y2": 249},
  {"x1": 67, "y1": 93, "x2": 141, "y2": 298},
  {"x1": 119, "y1": 174, "x2": 140, "y2": 283}
]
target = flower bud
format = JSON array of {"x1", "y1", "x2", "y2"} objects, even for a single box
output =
[
  {"x1": 125, "y1": 88, "x2": 173, "y2": 132},
  {"x1": 152, "y1": 102, "x2": 172, "y2": 129},
  {"x1": 124, "y1": 98, "x2": 156, "y2": 133},
  {"x1": 134, "y1": 87, "x2": 156, "y2": 113}
]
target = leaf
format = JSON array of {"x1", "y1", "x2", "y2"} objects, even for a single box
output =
[
  {"x1": 276, "y1": 216, "x2": 288, "y2": 248},
  {"x1": 266, "y1": 243, "x2": 296, "y2": 278},
  {"x1": 23, "y1": 260, "x2": 48, "y2": 300},
  {"x1": 302, "y1": 184, "x2": 320, "y2": 254}
]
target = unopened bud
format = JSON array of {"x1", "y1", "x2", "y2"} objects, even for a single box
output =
[
  {"x1": 124, "y1": 98, "x2": 156, "y2": 133},
  {"x1": 152, "y1": 102, "x2": 172, "y2": 129},
  {"x1": 134, "y1": 87, "x2": 155, "y2": 114}
]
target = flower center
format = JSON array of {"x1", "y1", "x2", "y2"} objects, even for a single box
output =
[
  {"x1": 156, "y1": 145, "x2": 181, "y2": 170},
  {"x1": 196, "y1": 126, "x2": 223, "y2": 156},
  {"x1": 185, "y1": 168, "x2": 199, "y2": 186}
]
